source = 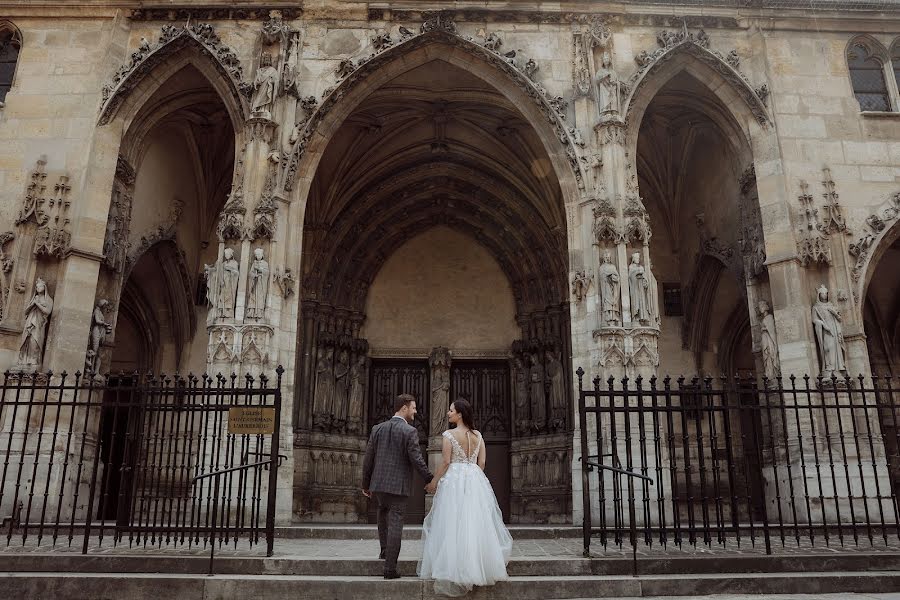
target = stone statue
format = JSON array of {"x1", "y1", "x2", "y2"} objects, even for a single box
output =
[
  {"x1": 628, "y1": 252, "x2": 652, "y2": 326},
  {"x1": 86, "y1": 299, "x2": 112, "y2": 374},
  {"x1": 595, "y1": 50, "x2": 622, "y2": 115},
  {"x1": 218, "y1": 248, "x2": 239, "y2": 319},
  {"x1": 811, "y1": 285, "x2": 847, "y2": 379},
  {"x1": 546, "y1": 350, "x2": 566, "y2": 428},
  {"x1": 15, "y1": 278, "x2": 53, "y2": 371},
  {"x1": 571, "y1": 270, "x2": 591, "y2": 303},
  {"x1": 598, "y1": 250, "x2": 621, "y2": 326},
  {"x1": 529, "y1": 352, "x2": 546, "y2": 429},
  {"x1": 313, "y1": 346, "x2": 335, "y2": 423},
  {"x1": 251, "y1": 52, "x2": 280, "y2": 117},
  {"x1": 332, "y1": 349, "x2": 350, "y2": 423},
  {"x1": 246, "y1": 247, "x2": 270, "y2": 320},
  {"x1": 512, "y1": 355, "x2": 530, "y2": 432},
  {"x1": 757, "y1": 300, "x2": 780, "y2": 379},
  {"x1": 346, "y1": 355, "x2": 367, "y2": 434},
  {"x1": 430, "y1": 369, "x2": 450, "y2": 435}
]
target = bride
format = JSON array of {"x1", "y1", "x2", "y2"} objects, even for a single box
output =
[{"x1": 418, "y1": 399, "x2": 512, "y2": 596}]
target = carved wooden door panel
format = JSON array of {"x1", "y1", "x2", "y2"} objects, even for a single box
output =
[
  {"x1": 450, "y1": 360, "x2": 511, "y2": 522},
  {"x1": 366, "y1": 359, "x2": 429, "y2": 523}
]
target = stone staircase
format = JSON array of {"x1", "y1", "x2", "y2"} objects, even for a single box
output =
[{"x1": 2, "y1": 525, "x2": 900, "y2": 599}]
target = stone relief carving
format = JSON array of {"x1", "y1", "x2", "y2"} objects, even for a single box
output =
[
  {"x1": 16, "y1": 157, "x2": 48, "y2": 226},
  {"x1": 130, "y1": 7, "x2": 301, "y2": 21},
  {"x1": 281, "y1": 13, "x2": 585, "y2": 194},
  {"x1": 332, "y1": 348, "x2": 351, "y2": 424},
  {"x1": 13, "y1": 278, "x2": 53, "y2": 372},
  {"x1": 371, "y1": 31, "x2": 393, "y2": 52},
  {"x1": 429, "y1": 346, "x2": 452, "y2": 435},
  {"x1": 571, "y1": 270, "x2": 592, "y2": 303},
  {"x1": 628, "y1": 252, "x2": 653, "y2": 326},
  {"x1": 346, "y1": 355, "x2": 368, "y2": 434},
  {"x1": 625, "y1": 20, "x2": 769, "y2": 126},
  {"x1": 796, "y1": 180, "x2": 832, "y2": 267},
  {"x1": 737, "y1": 165, "x2": 767, "y2": 280},
  {"x1": 812, "y1": 285, "x2": 846, "y2": 380},
  {"x1": 251, "y1": 52, "x2": 280, "y2": 118},
  {"x1": 820, "y1": 167, "x2": 849, "y2": 235},
  {"x1": 546, "y1": 350, "x2": 566, "y2": 431},
  {"x1": 85, "y1": 299, "x2": 112, "y2": 375},
  {"x1": 598, "y1": 250, "x2": 621, "y2": 326},
  {"x1": 0, "y1": 231, "x2": 15, "y2": 320},
  {"x1": 273, "y1": 267, "x2": 296, "y2": 298},
  {"x1": 623, "y1": 194, "x2": 651, "y2": 244},
  {"x1": 592, "y1": 196, "x2": 620, "y2": 243},
  {"x1": 32, "y1": 174, "x2": 72, "y2": 259},
  {"x1": 849, "y1": 191, "x2": 900, "y2": 286},
  {"x1": 246, "y1": 247, "x2": 270, "y2": 320},
  {"x1": 102, "y1": 157, "x2": 135, "y2": 272},
  {"x1": 207, "y1": 325, "x2": 236, "y2": 363},
  {"x1": 757, "y1": 299, "x2": 780, "y2": 379},
  {"x1": 217, "y1": 187, "x2": 246, "y2": 242},
  {"x1": 99, "y1": 23, "x2": 248, "y2": 126},
  {"x1": 528, "y1": 351, "x2": 546, "y2": 430},
  {"x1": 252, "y1": 183, "x2": 278, "y2": 240},
  {"x1": 312, "y1": 345, "x2": 335, "y2": 427},
  {"x1": 205, "y1": 247, "x2": 240, "y2": 320},
  {"x1": 512, "y1": 354, "x2": 530, "y2": 434},
  {"x1": 483, "y1": 31, "x2": 502, "y2": 52}
]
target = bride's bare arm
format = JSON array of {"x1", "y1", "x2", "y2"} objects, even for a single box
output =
[
  {"x1": 477, "y1": 432, "x2": 486, "y2": 470},
  {"x1": 427, "y1": 435, "x2": 453, "y2": 492}
]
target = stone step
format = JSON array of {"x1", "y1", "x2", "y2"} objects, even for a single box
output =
[
  {"x1": 4, "y1": 570, "x2": 900, "y2": 600},
  {"x1": 274, "y1": 525, "x2": 582, "y2": 540},
  {"x1": 2, "y1": 552, "x2": 898, "y2": 577}
]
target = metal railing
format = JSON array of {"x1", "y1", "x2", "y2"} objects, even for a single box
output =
[
  {"x1": 0, "y1": 366, "x2": 284, "y2": 555},
  {"x1": 578, "y1": 368, "x2": 900, "y2": 557}
]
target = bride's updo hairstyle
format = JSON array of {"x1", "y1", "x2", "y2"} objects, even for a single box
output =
[{"x1": 451, "y1": 399, "x2": 476, "y2": 431}]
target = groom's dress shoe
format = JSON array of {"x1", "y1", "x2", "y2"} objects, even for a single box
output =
[
  {"x1": 379, "y1": 550, "x2": 386, "y2": 560},
  {"x1": 383, "y1": 570, "x2": 401, "y2": 580}
]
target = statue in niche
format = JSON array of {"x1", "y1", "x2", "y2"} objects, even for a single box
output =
[
  {"x1": 430, "y1": 368, "x2": 450, "y2": 435},
  {"x1": 313, "y1": 346, "x2": 335, "y2": 422},
  {"x1": 598, "y1": 250, "x2": 621, "y2": 326},
  {"x1": 85, "y1": 299, "x2": 112, "y2": 374},
  {"x1": 595, "y1": 49, "x2": 622, "y2": 115},
  {"x1": 811, "y1": 285, "x2": 847, "y2": 379},
  {"x1": 512, "y1": 355, "x2": 530, "y2": 433},
  {"x1": 546, "y1": 350, "x2": 566, "y2": 428},
  {"x1": 332, "y1": 349, "x2": 351, "y2": 425},
  {"x1": 571, "y1": 270, "x2": 591, "y2": 303},
  {"x1": 346, "y1": 355, "x2": 368, "y2": 434},
  {"x1": 528, "y1": 352, "x2": 546, "y2": 430},
  {"x1": 246, "y1": 247, "x2": 270, "y2": 320},
  {"x1": 628, "y1": 252, "x2": 652, "y2": 326},
  {"x1": 251, "y1": 52, "x2": 280, "y2": 117},
  {"x1": 757, "y1": 300, "x2": 781, "y2": 379},
  {"x1": 217, "y1": 248, "x2": 240, "y2": 319},
  {"x1": 15, "y1": 278, "x2": 53, "y2": 371}
]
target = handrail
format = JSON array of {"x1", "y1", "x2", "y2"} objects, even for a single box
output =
[
  {"x1": 579, "y1": 455, "x2": 654, "y2": 577},
  {"x1": 191, "y1": 454, "x2": 287, "y2": 575}
]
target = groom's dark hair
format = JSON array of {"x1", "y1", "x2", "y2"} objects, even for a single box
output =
[{"x1": 394, "y1": 394, "x2": 416, "y2": 413}]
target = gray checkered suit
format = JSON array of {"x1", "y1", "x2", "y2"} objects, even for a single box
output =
[{"x1": 362, "y1": 416, "x2": 433, "y2": 574}]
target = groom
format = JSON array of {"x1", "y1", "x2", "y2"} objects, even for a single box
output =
[{"x1": 362, "y1": 393, "x2": 434, "y2": 579}]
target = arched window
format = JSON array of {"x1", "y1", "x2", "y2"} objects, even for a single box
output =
[
  {"x1": 847, "y1": 38, "x2": 891, "y2": 112},
  {"x1": 892, "y1": 40, "x2": 900, "y2": 99},
  {"x1": 0, "y1": 24, "x2": 22, "y2": 105}
]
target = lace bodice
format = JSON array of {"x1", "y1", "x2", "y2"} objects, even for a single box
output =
[{"x1": 443, "y1": 430, "x2": 481, "y2": 464}]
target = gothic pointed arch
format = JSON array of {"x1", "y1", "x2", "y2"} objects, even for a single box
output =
[
  {"x1": 624, "y1": 28, "x2": 770, "y2": 159},
  {"x1": 97, "y1": 23, "x2": 249, "y2": 129},
  {"x1": 280, "y1": 16, "x2": 585, "y2": 211}
]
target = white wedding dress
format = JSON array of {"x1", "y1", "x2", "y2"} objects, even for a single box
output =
[{"x1": 418, "y1": 430, "x2": 512, "y2": 596}]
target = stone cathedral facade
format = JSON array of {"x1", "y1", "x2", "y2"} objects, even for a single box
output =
[{"x1": 0, "y1": 1, "x2": 898, "y2": 525}]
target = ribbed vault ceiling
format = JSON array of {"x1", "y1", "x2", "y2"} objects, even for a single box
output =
[{"x1": 302, "y1": 60, "x2": 568, "y2": 315}]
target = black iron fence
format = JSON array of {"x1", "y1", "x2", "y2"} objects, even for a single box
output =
[
  {"x1": 577, "y1": 369, "x2": 900, "y2": 557},
  {"x1": 0, "y1": 367, "x2": 284, "y2": 559}
]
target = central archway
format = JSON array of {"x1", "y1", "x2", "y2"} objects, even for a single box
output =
[{"x1": 290, "y1": 33, "x2": 577, "y2": 524}]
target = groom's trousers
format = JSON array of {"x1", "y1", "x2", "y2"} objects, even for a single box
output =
[{"x1": 374, "y1": 492, "x2": 406, "y2": 573}]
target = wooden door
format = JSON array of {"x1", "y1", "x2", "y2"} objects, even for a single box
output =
[
  {"x1": 450, "y1": 360, "x2": 511, "y2": 522},
  {"x1": 366, "y1": 359, "x2": 430, "y2": 523}
]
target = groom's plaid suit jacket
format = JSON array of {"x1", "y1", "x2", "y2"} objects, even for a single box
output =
[{"x1": 362, "y1": 416, "x2": 433, "y2": 497}]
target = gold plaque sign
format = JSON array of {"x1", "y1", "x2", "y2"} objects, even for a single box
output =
[{"x1": 228, "y1": 407, "x2": 276, "y2": 435}]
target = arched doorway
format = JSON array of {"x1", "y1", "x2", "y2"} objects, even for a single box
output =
[
  {"x1": 293, "y1": 39, "x2": 573, "y2": 524},
  {"x1": 634, "y1": 68, "x2": 766, "y2": 521},
  {"x1": 862, "y1": 228, "x2": 900, "y2": 494},
  {"x1": 96, "y1": 61, "x2": 236, "y2": 521}
]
